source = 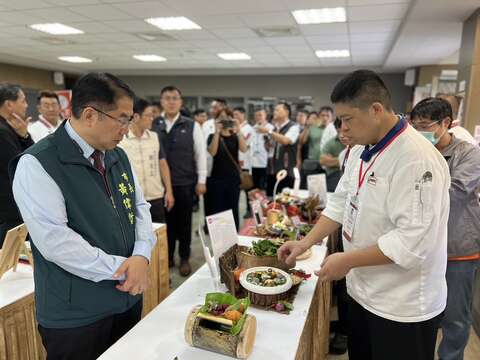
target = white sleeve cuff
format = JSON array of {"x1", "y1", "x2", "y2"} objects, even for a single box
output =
[{"x1": 378, "y1": 231, "x2": 426, "y2": 270}]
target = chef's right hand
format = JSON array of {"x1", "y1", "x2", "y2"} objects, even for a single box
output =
[{"x1": 278, "y1": 241, "x2": 308, "y2": 267}]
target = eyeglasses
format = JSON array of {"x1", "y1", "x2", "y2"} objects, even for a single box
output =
[
  {"x1": 89, "y1": 106, "x2": 133, "y2": 127},
  {"x1": 410, "y1": 119, "x2": 441, "y2": 131}
]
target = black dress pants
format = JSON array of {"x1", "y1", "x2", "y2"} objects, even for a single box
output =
[
  {"x1": 251, "y1": 167, "x2": 267, "y2": 190},
  {"x1": 347, "y1": 295, "x2": 442, "y2": 360},
  {"x1": 147, "y1": 197, "x2": 165, "y2": 223},
  {"x1": 166, "y1": 184, "x2": 195, "y2": 262},
  {"x1": 38, "y1": 300, "x2": 142, "y2": 360}
]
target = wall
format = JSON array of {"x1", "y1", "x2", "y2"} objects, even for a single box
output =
[
  {"x1": 416, "y1": 64, "x2": 458, "y2": 87},
  {"x1": 120, "y1": 73, "x2": 412, "y2": 113},
  {"x1": 0, "y1": 62, "x2": 62, "y2": 90}
]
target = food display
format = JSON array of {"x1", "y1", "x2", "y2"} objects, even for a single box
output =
[
  {"x1": 246, "y1": 268, "x2": 288, "y2": 288},
  {"x1": 248, "y1": 238, "x2": 284, "y2": 257},
  {"x1": 240, "y1": 266, "x2": 292, "y2": 297},
  {"x1": 185, "y1": 293, "x2": 256, "y2": 359}
]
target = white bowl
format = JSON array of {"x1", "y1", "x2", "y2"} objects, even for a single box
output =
[{"x1": 239, "y1": 266, "x2": 292, "y2": 296}]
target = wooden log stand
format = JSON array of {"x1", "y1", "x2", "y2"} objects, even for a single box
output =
[{"x1": 185, "y1": 305, "x2": 256, "y2": 359}]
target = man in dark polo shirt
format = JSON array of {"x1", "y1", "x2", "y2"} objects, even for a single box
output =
[
  {"x1": 11, "y1": 73, "x2": 156, "y2": 360},
  {"x1": 153, "y1": 86, "x2": 207, "y2": 276},
  {"x1": 0, "y1": 82, "x2": 33, "y2": 246}
]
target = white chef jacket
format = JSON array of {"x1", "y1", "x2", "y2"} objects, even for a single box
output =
[
  {"x1": 322, "y1": 125, "x2": 450, "y2": 323},
  {"x1": 238, "y1": 122, "x2": 254, "y2": 171},
  {"x1": 449, "y1": 124, "x2": 477, "y2": 146}
]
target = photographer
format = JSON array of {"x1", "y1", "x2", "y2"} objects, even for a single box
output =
[{"x1": 207, "y1": 108, "x2": 247, "y2": 229}]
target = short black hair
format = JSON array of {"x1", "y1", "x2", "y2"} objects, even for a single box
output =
[
  {"x1": 133, "y1": 97, "x2": 151, "y2": 116},
  {"x1": 193, "y1": 108, "x2": 206, "y2": 117},
  {"x1": 319, "y1": 105, "x2": 334, "y2": 114},
  {"x1": 160, "y1": 85, "x2": 182, "y2": 97},
  {"x1": 37, "y1": 90, "x2": 60, "y2": 105},
  {"x1": 277, "y1": 101, "x2": 291, "y2": 117},
  {"x1": 0, "y1": 82, "x2": 22, "y2": 107},
  {"x1": 254, "y1": 107, "x2": 267, "y2": 113},
  {"x1": 213, "y1": 98, "x2": 227, "y2": 106},
  {"x1": 233, "y1": 106, "x2": 246, "y2": 114},
  {"x1": 297, "y1": 109, "x2": 309, "y2": 115},
  {"x1": 71, "y1": 72, "x2": 135, "y2": 118},
  {"x1": 410, "y1": 97, "x2": 453, "y2": 128},
  {"x1": 334, "y1": 117, "x2": 342, "y2": 129},
  {"x1": 330, "y1": 70, "x2": 392, "y2": 110},
  {"x1": 307, "y1": 111, "x2": 318, "y2": 118}
]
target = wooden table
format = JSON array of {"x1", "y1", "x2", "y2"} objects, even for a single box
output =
[
  {"x1": 142, "y1": 223, "x2": 169, "y2": 316},
  {"x1": 0, "y1": 264, "x2": 44, "y2": 360},
  {"x1": 0, "y1": 223, "x2": 169, "y2": 360}
]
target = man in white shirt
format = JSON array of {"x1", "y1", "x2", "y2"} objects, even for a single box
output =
[
  {"x1": 436, "y1": 93, "x2": 477, "y2": 146},
  {"x1": 319, "y1": 105, "x2": 337, "y2": 152},
  {"x1": 233, "y1": 106, "x2": 254, "y2": 218},
  {"x1": 279, "y1": 70, "x2": 450, "y2": 360},
  {"x1": 203, "y1": 98, "x2": 227, "y2": 142},
  {"x1": 152, "y1": 86, "x2": 207, "y2": 277},
  {"x1": 257, "y1": 102, "x2": 299, "y2": 195},
  {"x1": 251, "y1": 108, "x2": 274, "y2": 191},
  {"x1": 28, "y1": 90, "x2": 62, "y2": 142}
]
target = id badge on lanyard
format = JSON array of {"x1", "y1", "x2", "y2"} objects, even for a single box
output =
[{"x1": 343, "y1": 194, "x2": 359, "y2": 242}]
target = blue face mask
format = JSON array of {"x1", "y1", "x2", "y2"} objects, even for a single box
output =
[{"x1": 420, "y1": 131, "x2": 439, "y2": 145}]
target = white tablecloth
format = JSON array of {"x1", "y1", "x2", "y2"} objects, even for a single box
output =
[
  {"x1": 99, "y1": 236, "x2": 327, "y2": 360},
  {"x1": 0, "y1": 264, "x2": 34, "y2": 309}
]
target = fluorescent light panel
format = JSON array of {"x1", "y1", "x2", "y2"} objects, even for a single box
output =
[
  {"x1": 292, "y1": 8, "x2": 346, "y2": 24},
  {"x1": 30, "y1": 23, "x2": 84, "y2": 35},
  {"x1": 315, "y1": 50, "x2": 350, "y2": 58},
  {"x1": 145, "y1": 16, "x2": 201, "y2": 30},
  {"x1": 133, "y1": 55, "x2": 167, "y2": 62},
  {"x1": 58, "y1": 56, "x2": 92, "y2": 63},
  {"x1": 218, "y1": 53, "x2": 251, "y2": 61}
]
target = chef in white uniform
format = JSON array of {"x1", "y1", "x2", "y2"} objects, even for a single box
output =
[{"x1": 279, "y1": 70, "x2": 450, "y2": 360}]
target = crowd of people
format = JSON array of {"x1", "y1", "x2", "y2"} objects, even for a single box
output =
[{"x1": 0, "y1": 69, "x2": 479, "y2": 360}]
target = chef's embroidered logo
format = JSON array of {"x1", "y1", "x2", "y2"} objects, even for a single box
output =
[{"x1": 118, "y1": 172, "x2": 135, "y2": 225}]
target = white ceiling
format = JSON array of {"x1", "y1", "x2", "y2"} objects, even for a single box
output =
[{"x1": 0, "y1": 0, "x2": 477, "y2": 75}]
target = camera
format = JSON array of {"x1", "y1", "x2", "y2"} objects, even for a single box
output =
[{"x1": 219, "y1": 118, "x2": 235, "y2": 129}]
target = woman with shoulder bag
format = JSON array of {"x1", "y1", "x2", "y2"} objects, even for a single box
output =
[{"x1": 207, "y1": 108, "x2": 248, "y2": 230}]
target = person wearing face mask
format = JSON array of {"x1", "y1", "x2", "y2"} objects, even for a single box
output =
[
  {"x1": 410, "y1": 97, "x2": 480, "y2": 360},
  {"x1": 279, "y1": 70, "x2": 450, "y2": 360}
]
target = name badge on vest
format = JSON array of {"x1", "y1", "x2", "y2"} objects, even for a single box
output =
[
  {"x1": 367, "y1": 172, "x2": 377, "y2": 186},
  {"x1": 343, "y1": 195, "x2": 359, "y2": 242}
]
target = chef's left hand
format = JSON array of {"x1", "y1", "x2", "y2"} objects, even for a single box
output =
[{"x1": 315, "y1": 252, "x2": 352, "y2": 281}]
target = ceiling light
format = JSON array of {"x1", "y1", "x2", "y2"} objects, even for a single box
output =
[
  {"x1": 30, "y1": 23, "x2": 84, "y2": 35},
  {"x1": 315, "y1": 50, "x2": 350, "y2": 58},
  {"x1": 58, "y1": 56, "x2": 92, "y2": 63},
  {"x1": 292, "y1": 8, "x2": 346, "y2": 24},
  {"x1": 133, "y1": 55, "x2": 167, "y2": 62},
  {"x1": 218, "y1": 53, "x2": 251, "y2": 61},
  {"x1": 145, "y1": 16, "x2": 201, "y2": 30}
]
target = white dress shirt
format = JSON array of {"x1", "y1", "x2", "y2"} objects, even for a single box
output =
[
  {"x1": 12, "y1": 120, "x2": 156, "y2": 283},
  {"x1": 28, "y1": 116, "x2": 61, "y2": 142},
  {"x1": 239, "y1": 121, "x2": 254, "y2": 171},
  {"x1": 320, "y1": 122, "x2": 338, "y2": 152},
  {"x1": 322, "y1": 125, "x2": 450, "y2": 322},
  {"x1": 251, "y1": 122, "x2": 274, "y2": 168}
]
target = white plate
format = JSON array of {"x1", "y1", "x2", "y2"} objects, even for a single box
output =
[{"x1": 239, "y1": 266, "x2": 292, "y2": 295}]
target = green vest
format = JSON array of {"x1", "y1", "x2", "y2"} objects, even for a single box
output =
[{"x1": 13, "y1": 122, "x2": 141, "y2": 328}]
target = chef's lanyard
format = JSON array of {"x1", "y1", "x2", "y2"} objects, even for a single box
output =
[{"x1": 356, "y1": 122, "x2": 408, "y2": 195}]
